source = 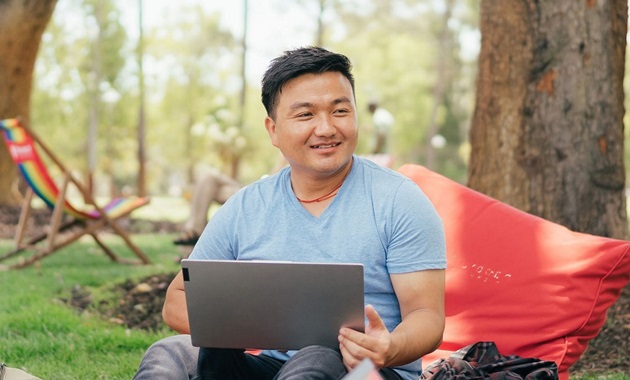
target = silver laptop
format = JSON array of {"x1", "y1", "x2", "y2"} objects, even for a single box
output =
[{"x1": 181, "y1": 259, "x2": 365, "y2": 350}]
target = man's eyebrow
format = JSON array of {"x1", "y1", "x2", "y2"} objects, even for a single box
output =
[
  {"x1": 332, "y1": 96, "x2": 353, "y2": 105},
  {"x1": 289, "y1": 101, "x2": 314, "y2": 111},
  {"x1": 288, "y1": 97, "x2": 353, "y2": 111}
]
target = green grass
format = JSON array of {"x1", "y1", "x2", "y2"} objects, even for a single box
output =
[{"x1": 0, "y1": 233, "x2": 181, "y2": 379}]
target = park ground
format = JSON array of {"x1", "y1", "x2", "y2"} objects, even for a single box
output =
[{"x1": 0, "y1": 204, "x2": 628, "y2": 376}]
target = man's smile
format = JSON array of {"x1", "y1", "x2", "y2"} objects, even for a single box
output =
[{"x1": 311, "y1": 142, "x2": 341, "y2": 149}]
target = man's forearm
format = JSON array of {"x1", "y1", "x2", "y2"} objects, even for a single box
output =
[{"x1": 385, "y1": 309, "x2": 444, "y2": 368}]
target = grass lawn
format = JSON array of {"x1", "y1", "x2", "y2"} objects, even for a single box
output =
[{"x1": 0, "y1": 233, "x2": 181, "y2": 380}]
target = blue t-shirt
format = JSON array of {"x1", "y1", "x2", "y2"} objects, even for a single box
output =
[{"x1": 190, "y1": 155, "x2": 446, "y2": 379}]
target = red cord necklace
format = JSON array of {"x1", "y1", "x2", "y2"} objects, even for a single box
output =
[
  {"x1": 296, "y1": 180, "x2": 345, "y2": 203},
  {"x1": 295, "y1": 164, "x2": 352, "y2": 204}
]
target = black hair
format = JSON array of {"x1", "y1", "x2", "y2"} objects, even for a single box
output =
[{"x1": 261, "y1": 46, "x2": 355, "y2": 118}]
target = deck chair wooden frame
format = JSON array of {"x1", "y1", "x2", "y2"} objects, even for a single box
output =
[{"x1": 0, "y1": 118, "x2": 151, "y2": 269}]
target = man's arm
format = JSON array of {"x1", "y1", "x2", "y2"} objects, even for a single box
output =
[
  {"x1": 162, "y1": 270, "x2": 191, "y2": 334},
  {"x1": 338, "y1": 269, "x2": 445, "y2": 370},
  {"x1": 386, "y1": 269, "x2": 445, "y2": 366}
]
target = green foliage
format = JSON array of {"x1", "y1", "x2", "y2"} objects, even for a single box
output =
[
  {"x1": 27, "y1": 0, "x2": 481, "y2": 196},
  {"x1": 32, "y1": 0, "x2": 129, "y2": 181},
  {"x1": 141, "y1": 5, "x2": 245, "y2": 189},
  {"x1": 81, "y1": 0, "x2": 127, "y2": 84}
]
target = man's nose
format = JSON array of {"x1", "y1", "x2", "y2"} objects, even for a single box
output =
[{"x1": 313, "y1": 115, "x2": 336, "y2": 136}]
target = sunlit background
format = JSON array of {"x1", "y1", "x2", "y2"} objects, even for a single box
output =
[{"x1": 31, "y1": 0, "x2": 505, "y2": 199}]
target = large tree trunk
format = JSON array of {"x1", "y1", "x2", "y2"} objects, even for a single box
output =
[
  {"x1": 0, "y1": 0, "x2": 57, "y2": 206},
  {"x1": 468, "y1": 0, "x2": 628, "y2": 239}
]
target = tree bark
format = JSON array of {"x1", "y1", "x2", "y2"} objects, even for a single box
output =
[
  {"x1": 468, "y1": 0, "x2": 628, "y2": 239},
  {"x1": 0, "y1": 0, "x2": 58, "y2": 205}
]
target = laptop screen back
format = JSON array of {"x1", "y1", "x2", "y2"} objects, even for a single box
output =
[{"x1": 182, "y1": 259, "x2": 365, "y2": 350}]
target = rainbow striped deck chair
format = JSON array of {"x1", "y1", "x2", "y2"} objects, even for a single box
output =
[{"x1": 0, "y1": 118, "x2": 151, "y2": 269}]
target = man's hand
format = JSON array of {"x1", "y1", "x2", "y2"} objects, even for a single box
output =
[
  {"x1": 338, "y1": 270, "x2": 446, "y2": 372},
  {"x1": 338, "y1": 305, "x2": 392, "y2": 371}
]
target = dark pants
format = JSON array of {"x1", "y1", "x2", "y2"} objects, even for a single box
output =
[{"x1": 194, "y1": 346, "x2": 403, "y2": 380}]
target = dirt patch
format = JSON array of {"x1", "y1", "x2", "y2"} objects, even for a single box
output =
[
  {"x1": 570, "y1": 283, "x2": 630, "y2": 375},
  {"x1": 1, "y1": 205, "x2": 628, "y2": 374},
  {"x1": 63, "y1": 272, "x2": 177, "y2": 332}
]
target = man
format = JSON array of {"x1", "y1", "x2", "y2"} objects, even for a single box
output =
[{"x1": 134, "y1": 46, "x2": 446, "y2": 380}]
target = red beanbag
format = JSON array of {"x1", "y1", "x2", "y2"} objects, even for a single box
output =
[{"x1": 398, "y1": 164, "x2": 630, "y2": 380}]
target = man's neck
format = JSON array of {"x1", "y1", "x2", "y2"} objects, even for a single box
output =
[{"x1": 290, "y1": 159, "x2": 353, "y2": 212}]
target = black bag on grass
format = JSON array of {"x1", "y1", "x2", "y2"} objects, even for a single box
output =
[{"x1": 421, "y1": 341, "x2": 558, "y2": 380}]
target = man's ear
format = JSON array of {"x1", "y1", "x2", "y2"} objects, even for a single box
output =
[{"x1": 265, "y1": 116, "x2": 279, "y2": 148}]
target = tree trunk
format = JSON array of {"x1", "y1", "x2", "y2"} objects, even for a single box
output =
[
  {"x1": 0, "y1": 0, "x2": 57, "y2": 206},
  {"x1": 468, "y1": 0, "x2": 628, "y2": 239}
]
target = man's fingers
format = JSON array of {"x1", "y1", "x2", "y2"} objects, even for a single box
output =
[{"x1": 339, "y1": 337, "x2": 369, "y2": 371}]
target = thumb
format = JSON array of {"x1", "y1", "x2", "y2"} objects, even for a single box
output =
[{"x1": 365, "y1": 304, "x2": 386, "y2": 332}]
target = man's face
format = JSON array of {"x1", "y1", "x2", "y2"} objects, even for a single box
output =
[{"x1": 265, "y1": 71, "x2": 358, "y2": 178}]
